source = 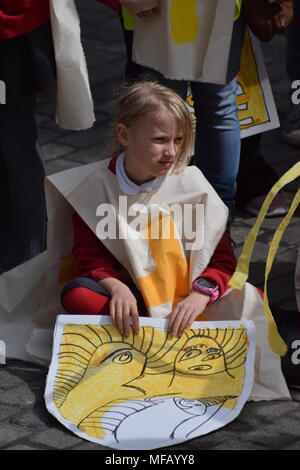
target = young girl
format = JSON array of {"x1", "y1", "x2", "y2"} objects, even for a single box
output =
[
  {"x1": 41, "y1": 80, "x2": 289, "y2": 401},
  {"x1": 60, "y1": 81, "x2": 238, "y2": 337}
]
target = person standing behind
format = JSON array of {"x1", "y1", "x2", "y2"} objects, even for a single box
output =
[
  {"x1": 0, "y1": 0, "x2": 54, "y2": 274},
  {"x1": 0, "y1": 0, "x2": 100, "y2": 274}
]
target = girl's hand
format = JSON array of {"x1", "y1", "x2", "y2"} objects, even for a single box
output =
[
  {"x1": 110, "y1": 284, "x2": 140, "y2": 338},
  {"x1": 136, "y1": 8, "x2": 159, "y2": 17},
  {"x1": 99, "y1": 278, "x2": 140, "y2": 337},
  {"x1": 120, "y1": 0, "x2": 159, "y2": 15},
  {"x1": 168, "y1": 291, "x2": 210, "y2": 338}
]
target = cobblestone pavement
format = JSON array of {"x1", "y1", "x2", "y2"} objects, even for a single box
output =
[{"x1": 0, "y1": 0, "x2": 299, "y2": 451}]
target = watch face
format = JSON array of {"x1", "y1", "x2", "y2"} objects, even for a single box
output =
[{"x1": 196, "y1": 278, "x2": 217, "y2": 289}]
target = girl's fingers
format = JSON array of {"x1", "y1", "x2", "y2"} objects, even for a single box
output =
[
  {"x1": 131, "y1": 307, "x2": 140, "y2": 336},
  {"x1": 115, "y1": 300, "x2": 125, "y2": 335},
  {"x1": 109, "y1": 301, "x2": 117, "y2": 329},
  {"x1": 123, "y1": 303, "x2": 131, "y2": 338},
  {"x1": 178, "y1": 310, "x2": 195, "y2": 336},
  {"x1": 169, "y1": 307, "x2": 186, "y2": 337}
]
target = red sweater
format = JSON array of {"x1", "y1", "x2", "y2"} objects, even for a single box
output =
[
  {"x1": 0, "y1": 0, "x2": 50, "y2": 39},
  {"x1": 72, "y1": 157, "x2": 237, "y2": 298},
  {"x1": 0, "y1": 0, "x2": 114, "y2": 39}
]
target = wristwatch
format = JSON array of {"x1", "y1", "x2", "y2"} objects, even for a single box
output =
[{"x1": 192, "y1": 278, "x2": 219, "y2": 304}]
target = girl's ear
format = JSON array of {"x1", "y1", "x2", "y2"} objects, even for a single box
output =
[{"x1": 116, "y1": 123, "x2": 130, "y2": 148}]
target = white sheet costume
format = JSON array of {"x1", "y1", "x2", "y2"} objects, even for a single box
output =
[
  {"x1": 131, "y1": 0, "x2": 237, "y2": 84},
  {"x1": 0, "y1": 156, "x2": 289, "y2": 401},
  {"x1": 50, "y1": 0, "x2": 95, "y2": 129}
]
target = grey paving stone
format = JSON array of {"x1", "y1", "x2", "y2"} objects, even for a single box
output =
[
  {"x1": 42, "y1": 142, "x2": 74, "y2": 161},
  {"x1": 64, "y1": 144, "x2": 109, "y2": 165},
  {"x1": 45, "y1": 157, "x2": 83, "y2": 176},
  {"x1": 0, "y1": 378, "x2": 45, "y2": 407},
  {"x1": 71, "y1": 441, "x2": 111, "y2": 450},
  {"x1": 0, "y1": 403, "x2": 20, "y2": 422},
  {"x1": 9, "y1": 404, "x2": 57, "y2": 430},
  {"x1": 0, "y1": 424, "x2": 34, "y2": 446},
  {"x1": 281, "y1": 440, "x2": 300, "y2": 450},
  {"x1": 30, "y1": 428, "x2": 83, "y2": 449},
  {"x1": 4, "y1": 444, "x2": 40, "y2": 451},
  {"x1": 38, "y1": 128, "x2": 62, "y2": 145},
  {"x1": 0, "y1": 370, "x2": 27, "y2": 390}
]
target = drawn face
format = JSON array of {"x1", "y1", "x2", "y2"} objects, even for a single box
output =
[
  {"x1": 175, "y1": 336, "x2": 226, "y2": 376},
  {"x1": 173, "y1": 398, "x2": 207, "y2": 416},
  {"x1": 85, "y1": 342, "x2": 147, "y2": 390}
]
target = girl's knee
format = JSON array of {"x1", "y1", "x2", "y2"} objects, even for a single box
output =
[{"x1": 61, "y1": 286, "x2": 110, "y2": 315}]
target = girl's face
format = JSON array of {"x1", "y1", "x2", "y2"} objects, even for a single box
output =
[{"x1": 117, "y1": 109, "x2": 183, "y2": 184}]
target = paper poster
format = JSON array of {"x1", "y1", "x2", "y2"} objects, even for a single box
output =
[
  {"x1": 45, "y1": 315, "x2": 255, "y2": 450},
  {"x1": 186, "y1": 31, "x2": 280, "y2": 140}
]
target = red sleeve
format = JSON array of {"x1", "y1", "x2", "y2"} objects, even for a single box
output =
[
  {"x1": 0, "y1": 0, "x2": 50, "y2": 39},
  {"x1": 96, "y1": 0, "x2": 121, "y2": 12},
  {"x1": 72, "y1": 212, "x2": 126, "y2": 282},
  {"x1": 196, "y1": 232, "x2": 237, "y2": 297}
]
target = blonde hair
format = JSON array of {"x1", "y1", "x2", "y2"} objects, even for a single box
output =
[{"x1": 109, "y1": 81, "x2": 194, "y2": 173}]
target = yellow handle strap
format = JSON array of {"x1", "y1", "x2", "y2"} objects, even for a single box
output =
[
  {"x1": 263, "y1": 188, "x2": 300, "y2": 355},
  {"x1": 235, "y1": 0, "x2": 243, "y2": 20},
  {"x1": 229, "y1": 162, "x2": 300, "y2": 290},
  {"x1": 122, "y1": 7, "x2": 136, "y2": 30},
  {"x1": 229, "y1": 162, "x2": 300, "y2": 356}
]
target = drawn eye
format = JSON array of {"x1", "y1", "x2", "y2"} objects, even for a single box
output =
[
  {"x1": 112, "y1": 352, "x2": 133, "y2": 364},
  {"x1": 176, "y1": 399, "x2": 198, "y2": 408},
  {"x1": 202, "y1": 353, "x2": 221, "y2": 362},
  {"x1": 179, "y1": 349, "x2": 202, "y2": 362},
  {"x1": 206, "y1": 348, "x2": 220, "y2": 354}
]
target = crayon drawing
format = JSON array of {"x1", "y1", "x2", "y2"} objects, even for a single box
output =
[{"x1": 45, "y1": 317, "x2": 255, "y2": 450}]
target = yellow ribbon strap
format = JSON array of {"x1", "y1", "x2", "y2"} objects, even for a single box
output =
[
  {"x1": 229, "y1": 161, "x2": 300, "y2": 356},
  {"x1": 170, "y1": 0, "x2": 198, "y2": 46},
  {"x1": 229, "y1": 162, "x2": 300, "y2": 290},
  {"x1": 264, "y1": 188, "x2": 300, "y2": 356},
  {"x1": 234, "y1": 0, "x2": 243, "y2": 20},
  {"x1": 122, "y1": 7, "x2": 136, "y2": 30}
]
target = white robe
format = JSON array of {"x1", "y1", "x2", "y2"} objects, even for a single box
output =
[
  {"x1": 0, "y1": 159, "x2": 289, "y2": 401},
  {"x1": 50, "y1": 0, "x2": 95, "y2": 129}
]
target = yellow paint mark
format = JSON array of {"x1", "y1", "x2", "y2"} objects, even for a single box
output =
[
  {"x1": 170, "y1": 0, "x2": 198, "y2": 46},
  {"x1": 237, "y1": 32, "x2": 269, "y2": 129},
  {"x1": 137, "y1": 213, "x2": 190, "y2": 309}
]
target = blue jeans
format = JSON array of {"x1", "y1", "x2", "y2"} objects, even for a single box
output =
[{"x1": 138, "y1": 14, "x2": 246, "y2": 220}]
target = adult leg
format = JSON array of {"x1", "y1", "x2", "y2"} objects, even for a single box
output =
[
  {"x1": 191, "y1": 78, "x2": 240, "y2": 219},
  {"x1": 190, "y1": 14, "x2": 245, "y2": 220},
  {"x1": 0, "y1": 93, "x2": 46, "y2": 271}
]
